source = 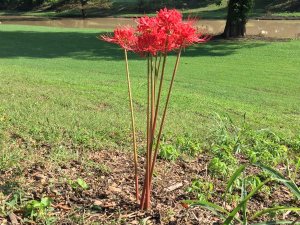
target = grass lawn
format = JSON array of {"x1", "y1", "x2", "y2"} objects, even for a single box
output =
[
  {"x1": 0, "y1": 24, "x2": 299, "y2": 153},
  {"x1": 272, "y1": 12, "x2": 300, "y2": 17},
  {"x1": 0, "y1": 24, "x2": 300, "y2": 224}
]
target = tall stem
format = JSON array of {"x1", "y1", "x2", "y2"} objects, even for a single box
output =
[
  {"x1": 124, "y1": 49, "x2": 139, "y2": 203},
  {"x1": 148, "y1": 54, "x2": 156, "y2": 203},
  {"x1": 150, "y1": 55, "x2": 155, "y2": 149},
  {"x1": 140, "y1": 53, "x2": 168, "y2": 209},
  {"x1": 156, "y1": 53, "x2": 162, "y2": 83},
  {"x1": 150, "y1": 48, "x2": 182, "y2": 179},
  {"x1": 146, "y1": 55, "x2": 152, "y2": 209},
  {"x1": 141, "y1": 55, "x2": 151, "y2": 210},
  {"x1": 151, "y1": 53, "x2": 167, "y2": 143}
]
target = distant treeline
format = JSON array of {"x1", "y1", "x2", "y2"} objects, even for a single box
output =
[
  {"x1": 0, "y1": 0, "x2": 299, "y2": 12},
  {"x1": 0, "y1": 0, "x2": 46, "y2": 10},
  {"x1": 0, "y1": 0, "x2": 223, "y2": 11},
  {"x1": 0, "y1": 0, "x2": 97, "y2": 10}
]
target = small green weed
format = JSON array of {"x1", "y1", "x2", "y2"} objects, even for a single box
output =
[
  {"x1": 176, "y1": 134, "x2": 202, "y2": 157},
  {"x1": 207, "y1": 115, "x2": 295, "y2": 179},
  {"x1": 159, "y1": 143, "x2": 180, "y2": 161},
  {"x1": 292, "y1": 157, "x2": 300, "y2": 182},
  {"x1": 186, "y1": 164, "x2": 300, "y2": 224},
  {"x1": 1, "y1": 191, "x2": 24, "y2": 216},
  {"x1": 225, "y1": 169, "x2": 271, "y2": 200},
  {"x1": 159, "y1": 135, "x2": 203, "y2": 161},
  {"x1": 208, "y1": 157, "x2": 230, "y2": 178},
  {"x1": 68, "y1": 178, "x2": 89, "y2": 190},
  {"x1": 23, "y1": 197, "x2": 53, "y2": 219},
  {"x1": 186, "y1": 179, "x2": 214, "y2": 201}
]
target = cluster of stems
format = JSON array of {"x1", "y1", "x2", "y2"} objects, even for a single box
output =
[{"x1": 124, "y1": 48, "x2": 182, "y2": 210}]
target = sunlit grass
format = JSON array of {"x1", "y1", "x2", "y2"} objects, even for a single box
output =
[
  {"x1": 0, "y1": 25, "x2": 299, "y2": 153},
  {"x1": 272, "y1": 12, "x2": 300, "y2": 17}
]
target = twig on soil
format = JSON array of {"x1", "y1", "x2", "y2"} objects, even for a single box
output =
[
  {"x1": 8, "y1": 213, "x2": 19, "y2": 225},
  {"x1": 119, "y1": 212, "x2": 138, "y2": 219},
  {"x1": 164, "y1": 182, "x2": 183, "y2": 192},
  {"x1": 53, "y1": 203, "x2": 72, "y2": 211},
  {"x1": 291, "y1": 215, "x2": 300, "y2": 225}
]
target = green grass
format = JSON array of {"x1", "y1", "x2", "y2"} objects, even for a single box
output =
[
  {"x1": 0, "y1": 24, "x2": 299, "y2": 157},
  {"x1": 0, "y1": 10, "x2": 57, "y2": 17},
  {"x1": 0, "y1": 24, "x2": 299, "y2": 225},
  {"x1": 272, "y1": 12, "x2": 300, "y2": 17}
]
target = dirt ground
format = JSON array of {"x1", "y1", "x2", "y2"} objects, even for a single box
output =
[{"x1": 1, "y1": 148, "x2": 299, "y2": 224}]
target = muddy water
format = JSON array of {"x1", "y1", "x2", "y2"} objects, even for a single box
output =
[{"x1": 1, "y1": 16, "x2": 300, "y2": 38}]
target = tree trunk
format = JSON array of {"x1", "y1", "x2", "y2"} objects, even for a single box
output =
[
  {"x1": 20, "y1": 0, "x2": 34, "y2": 10},
  {"x1": 223, "y1": 0, "x2": 248, "y2": 38},
  {"x1": 223, "y1": 19, "x2": 246, "y2": 38},
  {"x1": 80, "y1": 0, "x2": 87, "y2": 18}
]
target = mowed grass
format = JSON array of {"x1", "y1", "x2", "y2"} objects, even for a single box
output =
[{"x1": 0, "y1": 25, "x2": 299, "y2": 159}]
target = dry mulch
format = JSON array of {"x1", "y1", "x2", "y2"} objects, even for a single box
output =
[{"x1": 0, "y1": 149, "x2": 299, "y2": 224}]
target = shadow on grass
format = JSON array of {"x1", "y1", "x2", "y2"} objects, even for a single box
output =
[
  {"x1": 0, "y1": 168, "x2": 21, "y2": 196},
  {"x1": 0, "y1": 180, "x2": 20, "y2": 196},
  {"x1": 0, "y1": 17, "x2": 51, "y2": 22},
  {"x1": 181, "y1": 7, "x2": 227, "y2": 19},
  {"x1": 0, "y1": 30, "x2": 268, "y2": 60}
]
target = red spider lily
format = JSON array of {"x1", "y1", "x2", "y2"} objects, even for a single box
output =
[
  {"x1": 101, "y1": 26, "x2": 138, "y2": 51},
  {"x1": 156, "y1": 8, "x2": 182, "y2": 29},
  {"x1": 154, "y1": 8, "x2": 183, "y2": 53},
  {"x1": 102, "y1": 9, "x2": 210, "y2": 55},
  {"x1": 136, "y1": 16, "x2": 161, "y2": 55},
  {"x1": 99, "y1": 8, "x2": 211, "y2": 211},
  {"x1": 174, "y1": 20, "x2": 211, "y2": 48}
]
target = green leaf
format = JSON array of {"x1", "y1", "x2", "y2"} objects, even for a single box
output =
[
  {"x1": 223, "y1": 179, "x2": 270, "y2": 225},
  {"x1": 77, "y1": 178, "x2": 89, "y2": 190},
  {"x1": 31, "y1": 200, "x2": 42, "y2": 208},
  {"x1": 40, "y1": 197, "x2": 52, "y2": 208},
  {"x1": 187, "y1": 200, "x2": 229, "y2": 214},
  {"x1": 186, "y1": 200, "x2": 244, "y2": 224},
  {"x1": 241, "y1": 174, "x2": 247, "y2": 225},
  {"x1": 255, "y1": 162, "x2": 300, "y2": 200},
  {"x1": 251, "y1": 206, "x2": 300, "y2": 220},
  {"x1": 250, "y1": 220, "x2": 300, "y2": 225},
  {"x1": 225, "y1": 164, "x2": 246, "y2": 194}
]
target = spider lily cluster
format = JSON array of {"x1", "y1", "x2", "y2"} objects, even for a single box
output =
[
  {"x1": 102, "y1": 8, "x2": 209, "y2": 54},
  {"x1": 100, "y1": 8, "x2": 210, "y2": 210}
]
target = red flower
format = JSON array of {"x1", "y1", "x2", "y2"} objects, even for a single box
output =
[
  {"x1": 136, "y1": 9, "x2": 184, "y2": 55},
  {"x1": 136, "y1": 16, "x2": 161, "y2": 55},
  {"x1": 156, "y1": 8, "x2": 182, "y2": 29},
  {"x1": 155, "y1": 8, "x2": 183, "y2": 53},
  {"x1": 100, "y1": 8, "x2": 210, "y2": 54},
  {"x1": 101, "y1": 26, "x2": 137, "y2": 51},
  {"x1": 174, "y1": 20, "x2": 211, "y2": 48}
]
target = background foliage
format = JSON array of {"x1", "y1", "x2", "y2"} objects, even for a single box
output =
[{"x1": 1, "y1": 0, "x2": 299, "y2": 13}]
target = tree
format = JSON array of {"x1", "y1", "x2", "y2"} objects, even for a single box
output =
[
  {"x1": 223, "y1": 0, "x2": 254, "y2": 38},
  {"x1": 75, "y1": 0, "x2": 109, "y2": 18},
  {"x1": 79, "y1": 0, "x2": 88, "y2": 18}
]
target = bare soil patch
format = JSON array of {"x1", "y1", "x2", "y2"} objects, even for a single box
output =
[{"x1": 0, "y1": 149, "x2": 299, "y2": 224}]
